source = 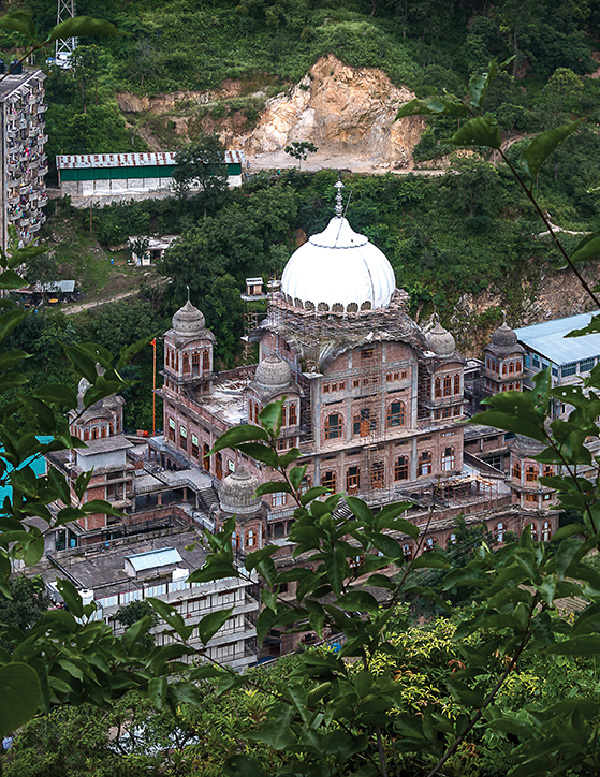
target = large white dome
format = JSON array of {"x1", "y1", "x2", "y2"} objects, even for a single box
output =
[{"x1": 280, "y1": 216, "x2": 396, "y2": 313}]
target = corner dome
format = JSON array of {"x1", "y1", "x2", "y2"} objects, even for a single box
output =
[
  {"x1": 254, "y1": 353, "x2": 292, "y2": 392},
  {"x1": 427, "y1": 321, "x2": 455, "y2": 357},
  {"x1": 492, "y1": 320, "x2": 518, "y2": 348},
  {"x1": 172, "y1": 300, "x2": 206, "y2": 337},
  {"x1": 219, "y1": 466, "x2": 262, "y2": 516},
  {"x1": 280, "y1": 216, "x2": 396, "y2": 313}
]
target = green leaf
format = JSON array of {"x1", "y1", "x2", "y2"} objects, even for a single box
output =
[
  {"x1": 346, "y1": 496, "x2": 374, "y2": 524},
  {"x1": 0, "y1": 350, "x2": 30, "y2": 371},
  {"x1": 254, "y1": 481, "x2": 292, "y2": 496},
  {"x1": 81, "y1": 499, "x2": 123, "y2": 517},
  {"x1": 234, "y1": 442, "x2": 278, "y2": 468},
  {"x1": 412, "y1": 553, "x2": 450, "y2": 570},
  {"x1": 148, "y1": 675, "x2": 167, "y2": 709},
  {"x1": 56, "y1": 579, "x2": 83, "y2": 618},
  {"x1": 0, "y1": 269, "x2": 29, "y2": 291},
  {"x1": 521, "y1": 121, "x2": 581, "y2": 182},
  {"x1": 0, "y1": 662, "x2": 41, "y2": 735},
  {"x1": 0, "y1": 12, "x2": 36, "y2": 40},
  {"x1": 47, "y1": 15, "x2": 122, "y2": 42},
  {"x1": 545, "y1": 637, "x2": 600, "y2": 656},
  {"x1": 337, "y1": 590, "x2": 379, "y2": 613},
  {"x1": 31, "y1": 383, "x2": 78, "y2": 407},
  {"x1": 469, "y1": 59, "x2": 499, "y2": 109},
  {"x1": 258, "y1": 399, "x2": 284, "y2": 438},
  {"x1": 0, "y1": 309, "x2": 28, "y2": 343},
  {"x1": 245, "y1": 545, "x2": 278, "y2": 571},
  {"x1": 396, "y1": 97, "x2": 470, "y2": 119},
  {"x1": 569, "y1": 233, "x2": 600, "y2": 266},
  {"x1": 449, "y1": 116, "x2": 500, "y2": 148},
  {"x1": 64, "y1": 345, "x2": 98, "y2": 384},
  {"x1": 199, "y1": 608, "x2": 233, "y2": 644},
  {"x1": 210, "y1": 424, "x2": 268, "y2": 453},
  {"x1": 117, "y1": 336, "x2": 151, "y2": 369},
  {"x1": 289, "y1": 464, "x2": 307, "y2": 492},
  {"x1": 300, "y1": 486, "x2": 329, "y2": 505}
]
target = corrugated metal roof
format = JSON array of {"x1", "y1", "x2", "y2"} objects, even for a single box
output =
[
  {"x1": 56, "y1": 150, "x2": 245, "y2": 169},
  {"x1": 126, "y1": 546, "x2": 182, "y2": 572},
  {"x1": 514, "y1": 311, "x2": 600, "y2": 365}
]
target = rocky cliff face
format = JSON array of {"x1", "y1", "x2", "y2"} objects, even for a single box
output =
[
  {"x1": 118, "y1": 55, "x2": 424, "y2": 172},
  {"x1": 228, "y1": 55, "x2": 424, "y2": 172}
]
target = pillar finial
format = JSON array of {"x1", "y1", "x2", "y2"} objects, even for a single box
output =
[
  {"x1": 334, "y1": 176, "x2": 344, "y2": 218},
  {"x1": 186, "y1": 285, "x2": 190, "y2": 304}
]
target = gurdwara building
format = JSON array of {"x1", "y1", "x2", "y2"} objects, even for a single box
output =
[{"x1": 153, "y1": 187, "x2": 542, "y2": 555}]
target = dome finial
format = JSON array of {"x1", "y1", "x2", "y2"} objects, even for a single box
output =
[{"x1": 334, "y1": 176, "x2": 344, "y2": 218}]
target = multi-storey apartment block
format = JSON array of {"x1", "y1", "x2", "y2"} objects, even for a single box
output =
[{"x1": 0, "y1": 66, "x2": 48, "y2": 252}]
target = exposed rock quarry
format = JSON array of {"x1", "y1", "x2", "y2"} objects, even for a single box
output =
[
  {"x1": 118, "y1": 56, "x2": 424, "y2": 173},
  {"x1": 230, "y1": 55, "x2": 424, "y2": 172}
]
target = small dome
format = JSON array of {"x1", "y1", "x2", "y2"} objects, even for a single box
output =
[
  {"x1": 427, "y1": 321, "x2": 456, "y2": 357},
  {"x1": 219, "y1": 466, "x2": 261, "y2": 516},
  {"x1": 280, "y1": 216, "x2": 396, "y2": 313},
  {"x1": 492, "y1": 320, "x2": 518, "y2": 348},
  {"x1": 172, "y1": 300, "x2": 206, "y2": 337},
  {"x1": 254, "y1": 353, "x2": 292, "y2": 392}
]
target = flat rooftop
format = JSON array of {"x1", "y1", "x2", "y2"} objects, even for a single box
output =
[
  {"x1": 200, "y1": 377, "x2": 249, "y2": 426},
  {"x1": 515, "y1": 310, "x2": 600, "y2": 366},
  {"x1": 56, "y1": 150, "x2": 245, "y2": 169}
]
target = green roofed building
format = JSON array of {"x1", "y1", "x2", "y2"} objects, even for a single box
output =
[{"x1": 56, "y1": 150, "x2": 245, "y2": 207}]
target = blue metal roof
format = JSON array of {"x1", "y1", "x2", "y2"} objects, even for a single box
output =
[
  {"x1": 514, "y1": 311, "x2": 600, "y2": 366},
  {"x1": 126, "y1": 547, "x2": 182, "y2": 572}
]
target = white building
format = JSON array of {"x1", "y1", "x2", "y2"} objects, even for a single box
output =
[
  {"x1": 56, "y1": 151, "x2": 245, "y2": 207},
  {"x1": 41, "y1": 531, "x2": 259, "y2": 672},
  {"x1": 0, "y1": 66, "x2": 48, "y2": 251}
]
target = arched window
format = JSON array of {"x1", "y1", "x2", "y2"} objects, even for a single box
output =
[
  {"x1": 247, "y1": 529, "x2": 257, "y2": 547},
  {"x1": 443, "y1": 376, "x2": 452, "y2": 396},
  {"x1": 512, "y1": 462, "x2": 521, "y2": 480},
  {"x1": 183, "y1": 354, "x2": 190, "y2": 374},
  {"x1": 529, "y1": 522, "x2": 538, "y2": 541},
  {"x1": 203, "y1": 443, "x2": 210, "y2": 471},
  {"x1": 353, "y1": 408, "x2": 375, "y2": 437},
  {"x1": 425, "y1": 537, "x2": 435, "y2": 551},
  {"x1": 321, "y1": 471, "x2": 337, "y2": 492},
  {"x1": 394, "y1": 456, "x2": 409, "y2": 481},
  {"x1": 495, "y1": 522, "x2": 505, "y2": 543},
  {"x1": 109, "y1": 422, "x2": 114, "y2": 436},
  {"x1": 386, "y1": 400, "x2": 406, "y2": 428},
  {"x1": 281, "y1": 405, "x2": 287, "y2": 426},
  {"x1": 402, "y1": 543, "x2": 413, "y2": 560},
  {"x1": 346, "y1": 466, "x2": 360, "y2": 494},
  {"x1": 91, "y1": 428, "x2": 98, "y2": 440},
  {"x1": 101, "y1": 427, "x2": 107, "y2": 438},
  {"x1": 324, "y1": 413, "x2": 342, "y2": 440},
  {"x1": 84, "y1": 429, "x2": 90, "y2": 442},
  {"x1": 542, "y1": 521, "x2": 552, "y2": 542},
  {"x1": 202, "y1": 351, "x2": 210, "y2": 370},
  {"x1": 454, "y1": 374, "x2": 460, "y2": 394},
  {"x1": 165, "y1": 349, "x2": 171, "y2": 367},
  {"x1": 418, "y1": 451, "x2": 432, "y2": 476},
  {"x1": 448, "y1": 533, "x2": 457, "y2": 547},
  {"x1": 543, "y1": 465, "x2": 554, "y2": 478},
  {"x1": 370, "y1": 462, "x2": 384, "y2": 489},
  {"x1": 525, "y1": 465, "x2": 538, "y2": 482},
  {"x1": 434, "y1": 378, "x2": 442, "y2": 398},
  {"x1": 299, "y1": 475, "x2": 312, "y2": 495},
  {"x1": 441, "y1": 447, "x2": 455, "y2": 471},
  {"x1": 216, "y1": 452, "x2": 223, "y2": 480},
  {"x1": 502, "y1": 364, "x2": 508, "y2": 376},
  {"x1": 288, "y1": 403, "x2": 297, "y2": 426}
]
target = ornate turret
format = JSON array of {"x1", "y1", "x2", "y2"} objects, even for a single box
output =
[
  {"x1": 426, "y1": 320, "x2": 456, "y2": 358},
  {"x1": 219, "y1": 466, "x2": 262, "y2": 516},
  {"x1": 484, "y1": 313, "x2": 525, "y2": 395},
  {"x1": 254, "y1": 353, "x2": 293, "y2": 393}
]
